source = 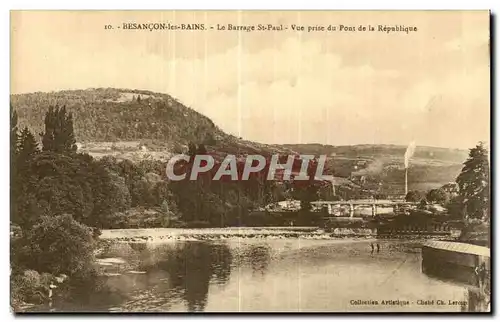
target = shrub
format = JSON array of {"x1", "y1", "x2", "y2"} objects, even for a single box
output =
[
  {"x1": 405, "y1": 190, "x2": 426, "y2": 202},
  {"x1": 21, "y1": 214, "x2": 96, "y2": 278},
  {"x1": 11, "y1": 270, "x2": 55, "y2": 306},
  {"x1": 426, "y1": 188, "x2": 449, "y2": 204}
]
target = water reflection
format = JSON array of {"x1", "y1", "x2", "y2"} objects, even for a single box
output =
[
  {"x1": 247, "y1": 244, "x2": 271, "y2": 277},
  {"x1": 155, "y1": 242, "x2": 231, "y2": 311},
  {"x1": 56, "y1": 239, "x2": 472, "y2": 312},
  {"x1": 102, "y1": 241, "x2": 232, "y2": 312},
  {"x1": 210, "y1": 243, "x2": 232, "y2": 285}
]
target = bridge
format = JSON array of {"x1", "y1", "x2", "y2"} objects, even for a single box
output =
[{"x1": 311, "y1": 200, "x2": 418, "y2": 218}]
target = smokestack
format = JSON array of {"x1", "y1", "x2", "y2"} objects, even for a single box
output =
[
  {"x1": 404, "y1": 141, "x2": 416, "y2": 196},
  {"x1": 405, "y1": 168, "x2": 408, "y2": 196}
]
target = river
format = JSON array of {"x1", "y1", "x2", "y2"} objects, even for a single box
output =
[{"x1": 52, "y1": 235, "x2": 471, "y2": 312}]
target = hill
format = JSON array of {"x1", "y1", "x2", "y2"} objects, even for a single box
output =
[
  {"x1": 11, "y1": 88, "x2": 290, "y2": 158},
  {"x1": 11, "y1": 88, "x2": 469, "y2": 195}
]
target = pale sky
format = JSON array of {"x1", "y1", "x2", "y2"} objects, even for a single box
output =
[{"x1": 10, "y1": 11, "x2": 490, "y2": 149}]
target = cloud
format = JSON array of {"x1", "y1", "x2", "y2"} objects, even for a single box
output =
[
  {"x1": 444, "y1": 30, "x2": 490, "y2": 52},
  {"x1": 11, "y1": 11, "x2": 490, "y2": 149}
]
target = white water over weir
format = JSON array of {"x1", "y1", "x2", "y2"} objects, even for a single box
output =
[{"x1": 99, "y1": 227, "x2": 378, "y2": 243}]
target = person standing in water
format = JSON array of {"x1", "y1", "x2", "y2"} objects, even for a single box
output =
[
  {"x1": 370, "y1": 243, "x2": 374, "y2": 254},
  {"x1": 48, "y1": 282, "x2": 57, "y2": 310},
  {"x1": 376, "y1": 243, "x2": 380, "y2": 253}
]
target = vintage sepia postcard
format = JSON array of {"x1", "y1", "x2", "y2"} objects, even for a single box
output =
[{"x1": 10, "y1": 10, "x2": 491, "y2": 313}]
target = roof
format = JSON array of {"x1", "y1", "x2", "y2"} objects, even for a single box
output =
[{"x1": 423, "y1": 240, "x2": 490, "y2": 257}]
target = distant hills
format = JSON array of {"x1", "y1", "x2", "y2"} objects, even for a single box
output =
[
  {"x1": 11, "y1": 88, "x2": 470, "y2": 194},
  {"x1": 282, "y1": 144, "x2": 468, "y2": 165},
  {"x1": 284, "y1": 144, "x2": 468, "y2": 195}
]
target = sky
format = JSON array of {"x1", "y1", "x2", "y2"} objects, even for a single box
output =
[{"x1": 10, "y1": 11, "x2": 490, "y2": 149}]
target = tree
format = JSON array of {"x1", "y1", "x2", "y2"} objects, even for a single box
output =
[
  {"x1": 292, "y1": 160, "x2": 320, "y2": 215},
  {"x1": 20, "y1": 214, "x2": 96, "y2": 277},
  {"x1": 405, "y1": 190, "x2": 425, "y2": 202},
  {"x1": 374, "y1": 193, "x2": 388, "y2": 200},
  {"x1": 106, "y1": 170, "x2": 132, "y2": 211},
  {"x1": 130, "y1": 178, "x2": 155, "y2": 207},
  {"x1": 204, "y1": 133, "x2": 217, "y2": 146},
  {"x1": 154, "y1": 181, "x2": 172, "y2": 206},
  {"x1": 10, "y1": 120, "x2": 40, "y2": 229},
  {"x1": 456, "y1": 142, "x2": 490, "y2": 222},
  {"x1": 441, "y1": 182, "x2": 459, "y2": 194},
  {"x1": 16, "y1": 152, "x2": 121, "y2": 228},
  {"x1": 446, "y1": 196, "x2": 465, "y2": 220},
  {"x1": 297, "y1": 185, "x2": 318, "y2": 212},
  {"x1": 41, "y1": 106, "x2": 56, "y2": 152},
  {"x1": 426, "y1": 188, "x2": 448, "y2": 204},
  {"x1": 35, "y1": 174, "x2": 94, "y2": 222},
  {"x1": 10, "y1": 106, "x2": 19, "y2": 158},
  {"x1": 187, "y1": 142, "x2": 197, "y2": 157},
  {"x1": 417, "y1": 199, "x2": 429, "y2": 210},
  {"x1": 62, "y1": 110, "x2": 78, "y2": 152},
  {"x1": 18, "y1": 127, "x2": 39, "y2": 165},
  {"x1": 84, "y1": 156, "x2": 127, "y2": 227},
  {"x1": 11, "y1": 107, "x2": 20, "y2": 217},
  {"x1": 197, "y1": 143, "x2": 208, "y2": 155},
  {"x1": 12, "y1": 191, "x2": 42, "y2": 230},
  {"x1": 41, "y1": 106, "x2": 77, "y2": 154}
]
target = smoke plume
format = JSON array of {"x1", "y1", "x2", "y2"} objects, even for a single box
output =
[
  {"x1": 404, "y1": 141, "x2": 416, "y2": 169},
  {"x1": 353, "y1": 158, "x2": 385, "y2": 176}
]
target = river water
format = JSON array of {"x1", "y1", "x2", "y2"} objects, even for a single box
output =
[{"x1": 58, "y1": 237, "x2": 470, "y2": 312}]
